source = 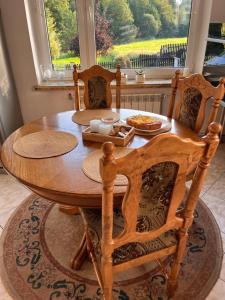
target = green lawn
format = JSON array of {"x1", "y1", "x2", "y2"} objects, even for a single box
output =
[
  {"x1": 53, "y1": 37, "x2": 187, "y2": 67},
  {"x1": 109, "y1": 37, "x2": 187, "y2": 56}
]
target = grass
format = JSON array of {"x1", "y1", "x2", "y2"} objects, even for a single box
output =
[
  {"x1": 53, "y1": 37, "x2": 187, "y2": 67},
  {"x1": 108, "y1": 37, "x2": 187, "y2": 56},
  {"x1": 53, "y1": 57, "x2": 80, "y2": 69}
]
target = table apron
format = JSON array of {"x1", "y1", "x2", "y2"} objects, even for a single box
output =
[{"x1": 29, "y1": 186, "x2": 124, "y2": 208}]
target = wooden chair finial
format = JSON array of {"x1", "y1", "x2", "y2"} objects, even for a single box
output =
[
  {"x1": 116, "y1": 64, "x2": 120, "y2": 71},
  {"x1": 73, "y1": 64, "x2": 77, "y2": 72},
  {"x1": 175, "y1": 69, "x2": 181, "y2": 77},
  {"x1": 208, "y1": 122, "x2": 222, "y2": 135},
  {"x1": 203, "y1": 122, "x2": 221, "y2": 150},
  {"x1": 102, "y1": 142, "x2": 114, "y2": 160},
  {"x1": 219, "y1": 77, "x2": 225, "y2": 85}
]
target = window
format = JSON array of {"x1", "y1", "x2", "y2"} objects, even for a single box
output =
[
  {"x1": 43, "y1": 0, "x2": 80, "y2": 77},
  {"x1": 203, "y1": 23, "x2": 225, "y2": 81},
  {"x1": 95, "y1": 0, "x2": 192, "y2": 70},
  {"x1": 28, "y1": 0, "x2": 211, "y2": 81}
]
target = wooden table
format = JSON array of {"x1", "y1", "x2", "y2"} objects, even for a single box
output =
[
  {"x1": 1, "y1": 109, "x2": 199, "y2": 208},
  {"x1": 1, "y1": 108, "x2": 200, "y2": 269}
]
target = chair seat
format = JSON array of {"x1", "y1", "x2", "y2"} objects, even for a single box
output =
[{"x1": 81, "y1": 208, "x2": 177, "y2": 266}]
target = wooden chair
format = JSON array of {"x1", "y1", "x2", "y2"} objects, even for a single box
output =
[
  {"x1": 167, "y1": 70, "x2": 225, "y2": 134},
  {"x1": 73, "y1": 64, "x2": 121, "y2": 110},
  {"x1": 79, "y1": 122, "x2": 221, "y2": 299}
]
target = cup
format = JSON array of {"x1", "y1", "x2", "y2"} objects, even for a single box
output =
[
  {"x1": 90, "y1": 119, "x2": 101, "y2": 132},
  {"x1": 98, "y1": 123, "x2": 113, "y2": 135},
  {"x1": 101, "y1": 117, "x2": 115, "y2": 124},
  {"x1": 56, "y1": 66, "x2": 66, "y2": 80},
  {"x1": 40, "y1": 64, "x2": 52, "y2": 81}
]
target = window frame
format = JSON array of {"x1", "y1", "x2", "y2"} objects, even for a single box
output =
[{"x1": 28, "y1": 0, "x2": 213, "y2": 82}]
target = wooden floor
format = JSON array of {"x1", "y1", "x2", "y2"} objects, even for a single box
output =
[{"x1": 0, "y1": 144, "x2": 225, "y2": 299}]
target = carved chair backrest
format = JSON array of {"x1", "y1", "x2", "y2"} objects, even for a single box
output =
[
  {"x1": 73, "y1": 64, "x2": 121, "y2": 110},
  {"x1": 167, "y1": 71, "x2": 225, "y2": 134},
  {"x1": 100, "y1": 123, "x2": 220, "y2": 253}
]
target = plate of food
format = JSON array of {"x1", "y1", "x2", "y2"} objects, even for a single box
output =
[{"x1": 126, "y1": 114, "x2": 171, "y2": 135}]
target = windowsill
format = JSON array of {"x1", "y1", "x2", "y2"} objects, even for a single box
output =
[{"x1": 34, "y1": 79, "x2": 172, "y2": 91}]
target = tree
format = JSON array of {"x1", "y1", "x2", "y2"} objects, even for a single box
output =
[
  {"x1": 169, "y1": 0, "x2": 177, "y2": 9},
  {"x1": 71, "y1": 0, "x2": 113, "y2": 57},
  {"x1": 45, "y1": 8, "x2": 61, "y2": 58},
  {"x1": 99, "y1": 0, "x2": 111, "y2": 8},
  {"x1": 45, "y1": 0, "x2": 78, "y2": 52},
  {"x1": 177, "y1": 0, "x2": 192, "y2": 36},
  {"x1": 106, "y1": 0, "x2": 137, "y2": 43},
  {"x1": 142, "y1": 13, "x2": 160, "y2": 37},
  {"x1": 70, "y1": 36, "x2": 80, "y2": 56},
  {"x1": 153, "y1": 0, "x2": 176, "y2": 37},
  {"x1": 128, "y1": 0, "x2": 162, "y2": 37},
  {"x1": 95, "y1": 0, "x2": 113, "y2": 54},
  {"x1": 68, "y1": 0, "x2": 76, "y2": 11},
  {"x1": 129, "y1": 0, "x2": 150, "y2": 37},
  {"x1": 129, "y1": 0, "x2": 150, "y2": 19}
]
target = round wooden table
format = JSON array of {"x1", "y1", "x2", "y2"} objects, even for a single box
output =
[
  {"x1": 1, "y1": 108, "x2": 200, "y2": 269},
  {"x1": 1, "y1": 109, "x2": 199, "y2": 208}
]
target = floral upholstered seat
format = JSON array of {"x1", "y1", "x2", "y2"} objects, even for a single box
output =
[
  {"x1": 88, "y1": 76, "x2": 108, "y2": 109},
  {"x1": 167, "y1": 71, "x2": 225, "y2": 135},
  {"x1": 81, "y1": 207, "x2": 177, "y2": 266},
  {"x1": 81, "y1": 162, "x2": 178, "y2": 266},
  {"x1": 179, "y1": 87, "x2": 202, "y2": 131},
  {"x1": 73, "y1": 64, "x2": 121, "y2": 110}
]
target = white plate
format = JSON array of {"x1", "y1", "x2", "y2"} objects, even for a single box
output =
[
  {"x1": 134, "y1": 122, "x2": 171, "y2": 135},
  {"x1": 134, "y1": 119, "x2": 170, "y2": 133},
  {"x1": 122, "y1": 116, "x2": 171, "y2": 135}
]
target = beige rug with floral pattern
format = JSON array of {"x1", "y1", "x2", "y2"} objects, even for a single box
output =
[{"x1": 0, "y1": 194, "x2": 223, "y2": 300}]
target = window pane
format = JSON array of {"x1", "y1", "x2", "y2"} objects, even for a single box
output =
[
  {"x1": 44, "y1": 0, "x2": 80, "y2": 73},
  {"x1": 203, "y1": 23, "x2": 225, "y2": 81},
  {"x1": 95, "y1": 0, "x2": 192, "y2": 69}
]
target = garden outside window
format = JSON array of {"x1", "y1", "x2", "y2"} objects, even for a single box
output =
[{"x1": 29, "y1": 0, "x2": 213, "y2": 82}]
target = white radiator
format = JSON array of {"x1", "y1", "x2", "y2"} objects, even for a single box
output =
[
  {"x1": 79, "y1": 94, "x2": 166, "y2": 114},
  {"x1": 113, "y1": 94, "x2": 166, "y2": 114}
]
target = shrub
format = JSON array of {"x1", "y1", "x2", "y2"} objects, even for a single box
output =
[{"x1": 114, "y1": 55, "x2": 131, "y2": 68}]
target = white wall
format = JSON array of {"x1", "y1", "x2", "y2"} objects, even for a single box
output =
[{"x1": 0, "y1": 0, "x2": 75, "y2": 123}]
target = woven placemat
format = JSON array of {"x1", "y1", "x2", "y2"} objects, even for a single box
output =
[
  {"x1": 13, "y1": 130, "x2": 78, "y2": 159},
  {"x1": 83, "y1": 147, "x2": 133, "y2": 185},
  {"x1": 72, "y1": 109, "x2": 120, "y2": 126}
]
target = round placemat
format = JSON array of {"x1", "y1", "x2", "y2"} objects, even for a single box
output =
[
  {"x1": 13, "y1": 130, "x2": 78, "y2": 159},
  {"x1": 83, "y1": 147, "x2": 133, "y2": 185},
  {"x1": 72, "y1": 109, "x2": 120, "y2": 126}
]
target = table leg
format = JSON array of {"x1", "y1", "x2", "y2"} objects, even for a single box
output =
[
  {"x1": 71, "y1": 231, "x2": 88, "y2": 270},
  {"x1": 59, "y1": 205, "x2": 80, "y2": 215}
]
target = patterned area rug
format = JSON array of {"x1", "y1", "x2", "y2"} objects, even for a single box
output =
[{"x1": 0, "y1": 194, "x2": 223, "y2": 300}]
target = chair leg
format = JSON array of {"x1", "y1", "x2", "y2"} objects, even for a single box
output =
[
  {"x1": 59, "y1": 205, "x2": 80, "y2": 215},
  {"x1": 71, "y1": 232, "x2": 88, "y2": 270},
  {"x1": 102, "y1": 282, "x2": 113, "y2": 300},
  {"x1": 101, "y1": 259, "x2": 113, "y2": 300},
  {"x1": 167, "y1": 230, "x2": 188, "y2": 299}
]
